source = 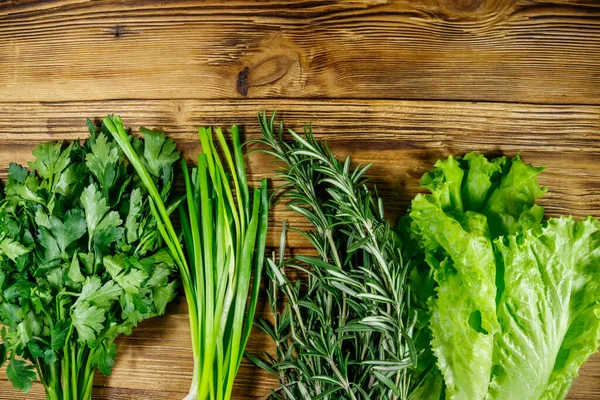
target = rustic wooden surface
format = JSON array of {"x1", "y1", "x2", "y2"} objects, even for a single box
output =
[{"x1": 1, "y1": 1, "x2": 599, "y2": 399}]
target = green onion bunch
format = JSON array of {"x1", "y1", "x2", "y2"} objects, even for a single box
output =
[{"x1": 105, "y1": 116, "x2": 268, "y2": 400}]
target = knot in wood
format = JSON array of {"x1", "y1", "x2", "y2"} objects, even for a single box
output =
[
  {"x1": 237, "y1": 55, "x2": 294, "y2": 96},
  {"x1": 436, "y1": 0, "x2": 517, "y2": 20},
  {"x1": 438, "y1": 0, "x2": 485, "y2": 14}
]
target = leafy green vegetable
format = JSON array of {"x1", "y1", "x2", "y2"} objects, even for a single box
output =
[
  {"x1": 403, "y1": 152, "x2": 600, "y2": 400},
  {"x1": 0, "y1": 120, "x2": 179, "y2": 399},
  {"x1": 72, "y1": 301, "x2": 106, "y2": 342},
  {"x1": 489, "y1": 217, "x2": 600, "y2": 400},
  {"x1": 106, "y1": 115, "x2": 268, "y2": 400},
  {"x1": 50, "y1": 320, "x2": 71, "y2": 351},
  {"x1": 416, "y1": 153, "x2": 545, "y2": 237},
  {"x1": 0, "y1": 236, "x2": 30, "y2": 261},
  {"x1": 6, "y1": 358, "x2": 37, "y2": 393},
  {"x1": 125, "y1": 188, "x2": 143, "y2": 243},
  {"x1": 410, "y1": 182, "x2": 499, "y2": 399},
  {"x1": 91, "y1": 341, "x2": 117, "y2": 376},
  {"x1": 28, "y1": 142, "x2": 72, "y2": 181}
]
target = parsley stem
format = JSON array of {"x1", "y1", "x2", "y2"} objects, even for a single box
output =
[
  {"x1": 44, "y1": 361, "x2": 60, "y2": 400},
  {"x1": 71, "y1": 344, "x2": 78, "y2": 399},
  {"x1": 81, "y1": 347, "x2": 96, "y2": 400}
]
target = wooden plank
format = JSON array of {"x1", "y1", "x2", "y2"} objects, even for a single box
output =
[
  {"x1": 1, "y1": 99, "x2": 599, "y2": 221},
  {"x1": 1, "y1": 0, "x2": 599, "y2": 104},
  {"x1": 1, "y1": 99, "x2": 600, "y2": 248},
  {"x1": 0, "y1": 98, "x2": 599, "y2": 399}
]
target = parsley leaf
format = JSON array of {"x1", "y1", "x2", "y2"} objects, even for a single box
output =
[
  {"x1": 86, "y1": 133, "x2": 120, "y2": 190},
  {"x1": 1, "y1": 303, "x2": 22, "y2": 325},
  {"x1": 7, "y1": 163, "x2": 28, "y2": 184},
  {"x1": 28, "y1": 142, "x2": 72, "y2": 182},
  {"x1": 50, "y1": 210, "x2": 87, "y2": 255},
  {"x1": 72, "y1": 301, "x2": 105, "y2": 343},
  {"x1": 125, "y1": 188, "x2": 143, "y2": 244},
  {"x1": 27, "y1": 341, "x2": 44, "y2": 358},
  {"x1": 75, "y1": 276, "x2": 122, "y2": 310},
  {"x1": 152, "y1": 281, "x2": 178, "y2": 315},
  {"x1": 0, "y1": 236, "x2": 30, "y2": 262},
  {"x1": 54, "y1": 164, "x2": 83, "y2": 198},
  {"x1": 138, "y1": 128, "x2": 180, "y2": 178},
  {"x1": 51, "y1": 319, "x2": 71, "y2": 350},
  {"x1": 92, "y1": 341, "x2": 117, "y2": 376},
  {"x1": 81, "y1": 184, "x2": 123, "y2": 249},
  {"x1": 6, "y1": 358, "x2": 36, "y2": 393},
  {"x1": 104, "y1": 255, "x2": 148, "y2": 294},
  {"x1": 68, "y1": 253, "x2": 85, "y2": 283}
]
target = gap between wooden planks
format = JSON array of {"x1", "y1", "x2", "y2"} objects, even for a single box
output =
[
  {"x1": 1, "y1": 0, "x2": 599, "y2": 104},
  {"x1": 0, "y1": 99, "x2": 599, "y2": 398}
]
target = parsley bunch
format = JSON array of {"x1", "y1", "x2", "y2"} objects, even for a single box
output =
[{"x1": 0, "y1": 120, "x2": 180, "y2": 399}]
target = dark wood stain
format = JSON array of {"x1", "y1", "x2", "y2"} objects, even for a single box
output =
[
  {"x1": 237, "y1": 67, "x2": 250, "y2": 96},
  {"x1": 113, "y1": 24, "x2": 122, "y2": 38}
]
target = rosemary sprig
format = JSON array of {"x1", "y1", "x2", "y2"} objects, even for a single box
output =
[{"x1": 250, "y1": 112, "x2": 418, "y2": 400}]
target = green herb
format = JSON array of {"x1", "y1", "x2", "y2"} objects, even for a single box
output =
[
  {"x1": 105, "y1": 116, "x2": 269, "y2": 400},
  {"x1": 0, "y1": 120, "x2": 180, "y2": 399},
  {"x1": 251, "y1": 112, "x2": 418, "y2": 399},
  {"x1": 401, "y1": 153, "x2": 600, "y2": 399}
]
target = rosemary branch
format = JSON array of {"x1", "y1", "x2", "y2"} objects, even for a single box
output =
[{"x1": 250, "y1": 112, "x2": 418, "y2": 400}]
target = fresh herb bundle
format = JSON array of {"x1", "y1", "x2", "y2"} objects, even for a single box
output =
[
  {"x1": 105, "y1": 116, "x2": 269, "y2": 400},
  {"x1": 0, "y1": 120, "x2": 180, "y2": 399},
  {"x1": 250, "y1": 112, "x2": 418, "y2": 399}
]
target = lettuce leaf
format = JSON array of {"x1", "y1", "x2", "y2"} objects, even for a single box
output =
[
  {"x1": 481, "y1": 154, "x2": 546, "y2": 238},
  {"x1": 411, "y1": 196, "x2": 498, "y2": 399},
  {"x1": 488, "y1": 217, "x2": 600, "y2": 400},
  {"x1": 403, "y1": 153, "x2": 598, "y2": 400},
  {"x1": 418, "y1": 152, "x2": 545, "y2": 236},
  {"x1": 410, "y1": 369, "x2": 444, "y2": 400}
]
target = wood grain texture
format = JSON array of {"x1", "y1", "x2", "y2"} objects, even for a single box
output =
[
  {"x1": 1, "y1": 0, "x2": 599, "y2": 104},
  {"x1": 1, "y1": 0, "x2": 600, "y2": 398},
  {"x1": 1, "y1": 99, "x2": 600, "y2": 247},
  {"x1": 0, "y1": 99, "x2": 599, "y2": 398}
]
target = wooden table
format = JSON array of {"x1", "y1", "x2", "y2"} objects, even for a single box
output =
[{"x1": 1, "y1": 0, "x2": 599, "y2": 398}]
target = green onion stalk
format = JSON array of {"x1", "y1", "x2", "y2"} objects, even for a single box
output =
[{"x1": 105, "y1": 116, "x2": 269, "y2": 400}]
